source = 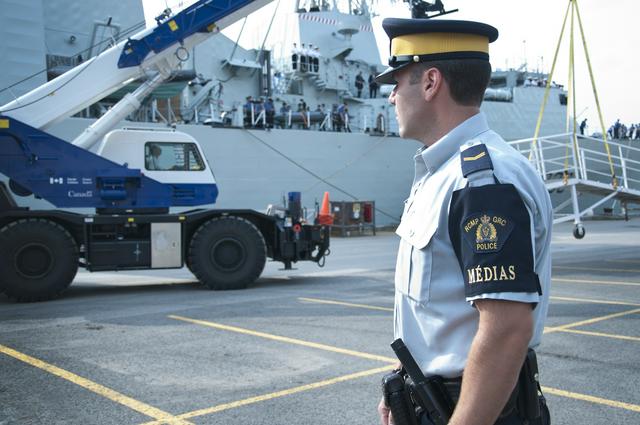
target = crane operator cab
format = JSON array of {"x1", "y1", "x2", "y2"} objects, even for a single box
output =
[{"x1": 96, "y1": 128, "x2": 215, "y2": 187}]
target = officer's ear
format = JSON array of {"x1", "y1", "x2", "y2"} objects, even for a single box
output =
[{"x1": 422, "y1": 66, "x2": 444, "y2": 102}]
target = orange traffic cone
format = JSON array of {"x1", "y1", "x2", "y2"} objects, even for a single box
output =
[{"x1": 317, "y1": 191, "x2": 334, "y2": 225}]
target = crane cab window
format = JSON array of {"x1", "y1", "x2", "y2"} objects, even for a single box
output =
[{"x1": 144, "y1": 142, "x2": 206, "y2": 171}]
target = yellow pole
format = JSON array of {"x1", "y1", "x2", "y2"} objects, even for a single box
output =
[
  {"x1": 563, "y1": 1, "x2": 576, "y2": 183},
  {"x1": 570, "y1": 1, "x2": 580, "y2": 179},
  {"x1": 566, "y1": 2, "x2": 574, "y2": 134},
  {"x1": 574, "y1": 0, "x2": 617, "y2": 188},
  {"x1": 530, "y1": 0, "x2": 572, "y2": 161}
]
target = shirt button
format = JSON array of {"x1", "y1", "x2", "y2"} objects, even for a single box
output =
[{"x1": 409, "y1": 230, "x2": 415, "y2": 237}]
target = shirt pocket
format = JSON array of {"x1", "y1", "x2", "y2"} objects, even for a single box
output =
[
  {"x1": 395, "y1": 223, "x2": 437, "y2": 304},
  {"x1": 408, "y1": 240, "x2": 434, "y2": 303},
  {"x1": 395, "y1": 181, "x2": 442, "y2": 303}
]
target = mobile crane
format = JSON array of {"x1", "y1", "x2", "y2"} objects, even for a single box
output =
[{"x1": 0, "y1": 0, "x2": 330, "y2": 302}]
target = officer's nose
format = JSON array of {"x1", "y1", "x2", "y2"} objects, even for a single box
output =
[{"x1": 388, "y1": 85, "x2": 397, "y2": 105}]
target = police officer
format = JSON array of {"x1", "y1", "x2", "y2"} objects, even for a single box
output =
[{"x1": 375, "y1": 18, "x2": 552, "y2": 425}]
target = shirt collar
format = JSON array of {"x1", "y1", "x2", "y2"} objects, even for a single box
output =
[{"x1": 416, "y1": 112, "x2": 490, "y2": 175}]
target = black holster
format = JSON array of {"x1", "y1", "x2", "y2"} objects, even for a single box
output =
[
  {"x1": 405, "y1": 374, "x2": 455, "y2": 425},
  {"x1": 381, "y1": 369, "x2": 419, "y2": 425},
  {"x1": 381, "y1": 368, "x2": 453, "y2": 425},
  {"x1": 516, "y1": 348, "x2": 545, "y2": 421}
]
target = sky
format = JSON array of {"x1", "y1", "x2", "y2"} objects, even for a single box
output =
[
  {"x1": 382, "y1": 0, "x2": 640, "y2": 130},
  {"x1": 147, "y1": 0, "x2": 640, "y2": 129}
]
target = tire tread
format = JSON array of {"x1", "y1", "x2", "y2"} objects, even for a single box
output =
[
  {"x1": 188, "y1": 216, "x2": 266, "y2": 290},
  {"x1": 0, "y1": 218, "x2": 79, "y2": 302}
]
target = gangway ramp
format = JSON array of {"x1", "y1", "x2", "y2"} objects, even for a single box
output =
[{"x1": 509, "y1": 133, "x2": 640, "y2": 238}]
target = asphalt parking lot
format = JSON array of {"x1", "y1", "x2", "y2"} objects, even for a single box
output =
[{"x1": 1, "y1": 220, "x2": 639, "y2": 424}]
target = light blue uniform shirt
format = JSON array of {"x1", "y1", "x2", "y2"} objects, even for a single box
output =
[{"x1": 394, "y1": 112, "x2": 552, "y2": 378}]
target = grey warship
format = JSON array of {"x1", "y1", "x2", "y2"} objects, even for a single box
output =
[{"x1": 0, "y1": 0, "x2": 568, "y2": 225}]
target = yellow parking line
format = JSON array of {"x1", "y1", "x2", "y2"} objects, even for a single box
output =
[
  {"x1": 0, "y1": 344, "x2": 191, "y2": 425},
  {"x1": 303, "y1": 295, "x2": 640, "y2": 310},
  {"x1": 168, "y1": 315, "x2": 396, "y2": 364},
  {"x1": 542, "y1": 386, "x2": 640, "y2": 413},
  {"x1": 299, "y1": 297, "x2": 393, "y2": 312},
  {"x1": 544, "y1": 308, "x2": 640, "y2": 333},
  {"x1": 550, "y1": 296, "x2": 640, "y2": 307},
  {"x1": 300, "y1": 296, "x2": 640, "y2": 340},
  {"x1": 554, "y1": 265, "x2": 640, "y2": 273},
  {"x1": 552, "y1": 277, "x2": 640, "y2": 287},
  {"x1": 139, "y1": 365, "x2": 394, "y2": 425},
  {"x1": 555, "y1": 328, "x2": 640, "y2": 342}
]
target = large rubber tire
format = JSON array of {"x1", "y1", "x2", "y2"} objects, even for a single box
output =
[
  {"x1": 0, "y1": 219, "x2": 79, "y2": 302},
  {"x1": 184, "y1": 256, "x2": 202, "y2": 286},
  {"x1": 188, "y1": 216, "x2": 266, "y2": 290}
]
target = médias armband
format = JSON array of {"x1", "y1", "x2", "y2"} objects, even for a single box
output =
[{"x1": 448, "y1": 144, "x2": 541, "y2": 302}]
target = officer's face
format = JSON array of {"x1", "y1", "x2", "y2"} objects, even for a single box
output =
[{"x1": 388, "y1": 65, "x2": 430, "y2": 142}]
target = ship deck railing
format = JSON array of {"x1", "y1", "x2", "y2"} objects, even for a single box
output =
[{"x1": 509, "y1": 132, "x2": 640, "y2": 236}]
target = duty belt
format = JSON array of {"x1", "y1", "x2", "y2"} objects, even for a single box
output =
[{"x1": 442, "y1": 376, "x2": 518, "y2": 418}]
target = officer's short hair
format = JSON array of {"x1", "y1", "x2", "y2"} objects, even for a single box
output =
[{"x1": 409, "y1": 59, "x2": 492, "y2": 106}]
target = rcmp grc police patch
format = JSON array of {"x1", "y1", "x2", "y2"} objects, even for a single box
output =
[
  {"x1": 449, "y1": 183, "x2": 542, "y2": 300},
  {"x1": 462, "y1": 212, "x2": 514, "y2": 254}
]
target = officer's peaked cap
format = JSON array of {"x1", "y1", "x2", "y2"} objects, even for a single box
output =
[{"x1": 375, "y1": 18, "x2": 498, "y2": 85}]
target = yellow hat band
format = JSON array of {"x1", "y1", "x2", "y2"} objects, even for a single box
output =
[{"x1": 391, "y1": 33, "x2": 489, "y2": 57}]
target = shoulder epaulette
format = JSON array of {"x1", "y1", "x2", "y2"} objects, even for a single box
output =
[{"x1": 460, "y1": 143, "x2": 493, "y2": 178}]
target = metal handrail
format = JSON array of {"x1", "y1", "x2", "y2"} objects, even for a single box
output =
[{"x1": 509, "y1": 132, "x2": 640, "y2": 194}]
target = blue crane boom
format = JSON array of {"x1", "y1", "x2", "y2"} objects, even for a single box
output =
[
  {"x1": 0, "y1": 0, "x2": 272, "y2": 209},
  {"x1": 119, "y1": 0, "x2": 259, "y2": 68}
]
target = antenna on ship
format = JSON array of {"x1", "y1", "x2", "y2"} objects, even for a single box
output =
[{"x1": 404, "y1": 0, "x2": 458, "y2": 19}]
